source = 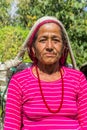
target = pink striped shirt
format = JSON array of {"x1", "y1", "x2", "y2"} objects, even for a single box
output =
[{"x1": 4, "y1": 66, "x2": 87, "y2": 130}]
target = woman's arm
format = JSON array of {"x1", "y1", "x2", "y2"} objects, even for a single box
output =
[
  {"x1": 4, "y1": 76, "x2": 22, "y2": 130},
  {"x1": 78, "y1": 73, "x2": 87, "y2": 130}
]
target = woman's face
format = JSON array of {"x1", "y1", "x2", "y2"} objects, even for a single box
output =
[{"x1": 32, "y1": 23, "x2": 64, "y2": 65}]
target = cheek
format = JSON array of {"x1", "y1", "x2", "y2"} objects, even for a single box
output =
[
  {"x1": 32, "y1": 46, "x2": 42, "y2": 59},
  {"x1": 35, "y1": 50, "x2": 41, "y2": 57},
  {"x1": 56, "y1": 44, "x2": 63, "y2": 54},
  {"x1": 34, "y1": 44, "x2": 44, "y2": 55}
]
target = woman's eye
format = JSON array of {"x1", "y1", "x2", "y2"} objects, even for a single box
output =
[
  {"x1": 39, "y1": 39, "x2": 46, "y2": 43},
  {"x1": 53, "y1": 39, "x2": 61, "y2": 43}
]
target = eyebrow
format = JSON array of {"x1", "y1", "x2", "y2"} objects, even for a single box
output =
[{"x1": 39, "y1": 35, "x2": 62, "y2": 39}]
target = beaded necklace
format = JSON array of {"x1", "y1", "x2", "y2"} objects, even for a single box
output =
[{"x1": 35, "y1": 65, "x2": 64, "y2": 113}]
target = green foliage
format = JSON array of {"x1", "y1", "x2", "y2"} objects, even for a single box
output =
[
  {"x1": 0, "y1": 0, "x2": 12, "y2": 27},
  {"x1": 17, "y1": 0, "x2": 37, "y2": 28},
  {"x1": 0, "y1": 26, "x2": 29, "y2": 62}
]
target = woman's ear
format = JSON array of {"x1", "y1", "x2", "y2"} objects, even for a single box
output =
[
  {"x1": 62, "y1": 46, "x2": 68, "y2": 54},
  {"x1": 31, "y1": 46, "x2": 36, "y2": 57},
  {"x1": 61, "y1": 46, "x2": 65, "y2": 55}
]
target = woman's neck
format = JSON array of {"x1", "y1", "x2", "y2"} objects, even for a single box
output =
[
  {"x1": 37, "y1": 62, "x2": 60, "y2": 74},
  {"x1": 32, "y1": 62, "x2": 63, "y2": 81}
]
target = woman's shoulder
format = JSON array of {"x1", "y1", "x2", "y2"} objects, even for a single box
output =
[
  {"x1": 11, "y1": 63, "x2": 33, "y2": 81},
  {"x1": 63, "y1": 66, "x2": 84, "y2": 78}
]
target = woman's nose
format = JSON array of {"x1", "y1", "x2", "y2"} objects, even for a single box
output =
[
  {"x1": 46, "y1": 40, "x2": 53, "y2": 51},
  {"x1": 46, "y1": 39, "x2": 53, "y2": 48}
]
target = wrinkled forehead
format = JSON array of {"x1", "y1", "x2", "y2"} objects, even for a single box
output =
[
  {"x1": 29, "y1": 20, "x2": 63, "y2": 46},
  {"x1": 37, "y1": 22, "x2": 62, "y2": 32},
  {"x1": 34, "y1": 23, "x2": 63, "y2": 43}
]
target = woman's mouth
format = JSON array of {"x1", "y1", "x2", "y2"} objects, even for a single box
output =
[{"x1": 45, "y1": 53, "x2": 56, "y2": 57}]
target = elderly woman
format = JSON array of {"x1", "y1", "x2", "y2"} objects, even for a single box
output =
[{"x1": 4, "y1": 16, "x2": 87, "y2": 130}]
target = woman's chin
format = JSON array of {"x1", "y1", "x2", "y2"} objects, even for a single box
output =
[{"x1": 41, "y1": 60, "x2": 58, "y2": 65}]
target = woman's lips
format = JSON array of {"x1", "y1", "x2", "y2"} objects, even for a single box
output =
[{"x1": 45, "y1": 53, "x2": 56, "y2": 57}]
